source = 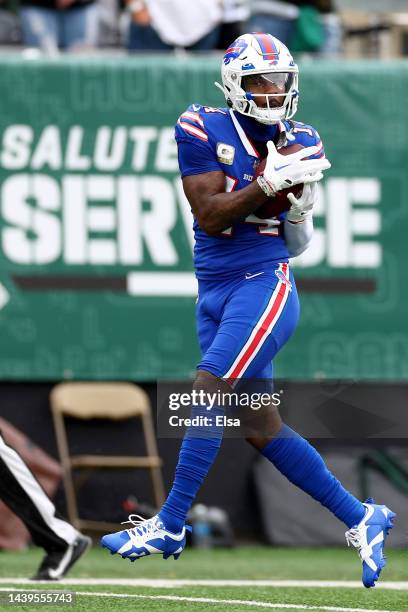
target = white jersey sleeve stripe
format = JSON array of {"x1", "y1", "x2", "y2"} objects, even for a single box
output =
[
  {"x1": 180, "y1": 112, "x2": 205, "y2": 128},
  {"x1": 304, "y1": 140, "x2": 324, "y2": 159},
  {"x1": 177, "y1": 120, "x2": 208, "y2": 141}
]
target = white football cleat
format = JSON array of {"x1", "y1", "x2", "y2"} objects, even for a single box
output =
[
  {"x1": 101, "y1": 514, "x2": 191, "y2": 561},
  {"x1": 345, "y1": 498, "x2": 396, "y2": 588}
]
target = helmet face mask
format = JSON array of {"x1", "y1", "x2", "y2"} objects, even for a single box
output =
[{"x1": 217, "y1": 33, "x2": 299, "y2": 125}]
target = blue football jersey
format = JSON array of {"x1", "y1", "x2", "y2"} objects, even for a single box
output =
[{"x1": 175, "y1": 105, "x2": 324, "y2": 280}]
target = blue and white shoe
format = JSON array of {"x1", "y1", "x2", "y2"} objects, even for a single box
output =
[
  {"x1": 101, "y1": 514, "x2": 191, "y2": 561},
  {"x1": 345, "y1": 498, "x2": 396, "y2": 588}
]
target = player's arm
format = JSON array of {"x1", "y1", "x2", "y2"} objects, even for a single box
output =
[
  {"x1": 176, "y1": 117, "x2": 268, "y2": 234},
  {"x1": 182, "y1": 144, "x2": 329, "y2": 235},
  {"x1": 284, "y1": 215, "x2": 313, "y2": 257},
  {"x1": 282, "y1": 126, "x2": 328, "y2": 256},
  {"x1": 182, "y1": 171, "x2": 270, "y2": 235},
  {"x1": 177, "y1": 112, "x2": 329, "y2": 235},
  {"x1": 284, "y1": 178, "x2": 317, "y2": 257}
]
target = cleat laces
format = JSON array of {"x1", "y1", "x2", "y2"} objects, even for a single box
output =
[
  {"x1": 345, "y1": 527, "x2": 363, "y2": 551},
  {"x1": 345, "y1": 518, "x2": 384, "y2": 569},
  {"x1": 345, "y1": 525, "x2": 374, "y2": 565},
  {"x1": 121, "y1": 514, "x2": 162, "y2": 546}
]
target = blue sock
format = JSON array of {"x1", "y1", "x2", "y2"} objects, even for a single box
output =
[
  {"x1": 261, "y1": 424, "x2": 365, "y2": 528},
  {"x1": 159, "y1": 405, "x2": 223, "y2": 533}
]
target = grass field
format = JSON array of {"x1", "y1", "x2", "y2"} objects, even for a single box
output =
[{"x1": 1, "y1": 545, "x2": 408, "y2": 611}]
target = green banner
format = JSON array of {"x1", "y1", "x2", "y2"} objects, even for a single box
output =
[{"x1": 0, "y1": 56, "x2": 407, "y2": 381}]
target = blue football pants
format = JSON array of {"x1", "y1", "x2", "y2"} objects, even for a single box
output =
[{"x1": 196, "y1": 262, "x2": 299, "y2": 380}]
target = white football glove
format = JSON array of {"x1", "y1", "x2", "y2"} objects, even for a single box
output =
[
  {"x1": 257, "y1": 141, "x2": 331, "y2": 197},
  {"x1": 286, "y1": 182, "x2": 318, "y2": 223}
]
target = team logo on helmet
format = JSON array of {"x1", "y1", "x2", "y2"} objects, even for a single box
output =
[{"x1": 223, "y1": 38, "x2": 248, "y2": 65}]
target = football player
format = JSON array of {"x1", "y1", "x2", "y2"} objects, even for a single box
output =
[{"x1": 102, "y1": 33, "x2": 394, "y2": 588}]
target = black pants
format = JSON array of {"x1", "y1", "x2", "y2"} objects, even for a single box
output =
[{"x1": 0, "y1": 433, "x2": 76, "y2": 552}]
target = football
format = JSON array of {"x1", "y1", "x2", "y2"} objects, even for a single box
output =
[{"x1": 254, "y1": 143, "x2": 305, "y2": 219}]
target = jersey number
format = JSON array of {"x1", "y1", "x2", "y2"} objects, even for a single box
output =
[{"x1": 221, "y1": 176, "x2": 281, "y2": 237}]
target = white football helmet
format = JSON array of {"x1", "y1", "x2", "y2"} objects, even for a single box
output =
[{"x1": 215, "y1": 32, "x2": 299, "y2": 125}]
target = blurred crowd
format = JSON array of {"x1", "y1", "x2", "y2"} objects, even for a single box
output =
[
  {"x1": 0, "y1": 0, "x2": 406, "y2": 57},
  {"x1": 0, "y1": 0, "x2": 340, "y2": 55}
]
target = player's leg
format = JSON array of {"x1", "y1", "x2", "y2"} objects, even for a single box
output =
[
  {"x1": 101, "y1": 368, "x2": 225, "y2": 561},
  {"x1": 101, "y1": 284, "x2": 226, "y2": 560},
  {"x1": 197, "y1": 266, "x2": 384, "y2": 534},
  {"x1": 101, "y1": 264, "x2": 299, "y2": 559},
  {"x1": 157, "y1": 369, "x2": 226, "y2": 531},
  {"x1": 155, "y1": 265, "x2": 299, "y2": 537},
  {"x1": 102, "y1": 264, "x2": 393, "y2": 582},
  {"x1": 197, "y1": 264, "x2": 366, "y2": 529},
  {"x1": 230, "y1": 269, "x2": 366, "y2": 529},
  {"x1": 252, "y1": 421, "x2": 395, "y2": 587},
  {"x1": 152, "y1": 288, "x2": 231, "y2": 532},
  {"x1": 219, "y1": 265, "x2": 394, "y2": 588},
  {"x1": 0, "y1": 434, "x2": 90, "y2": 579}
]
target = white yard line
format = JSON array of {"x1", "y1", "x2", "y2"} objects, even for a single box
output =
[
  {"x1": 0, "y1": 578, "x2": 407, "y2": 590},
  {"x1": 0, "y1": 589, "x2": 402, "y2": 612}
]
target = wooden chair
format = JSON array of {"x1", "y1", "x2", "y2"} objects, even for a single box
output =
[{"x1": 50, "y1": 382, "x2": 165, "y2": 532}]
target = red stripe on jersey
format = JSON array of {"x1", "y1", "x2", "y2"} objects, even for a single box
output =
[{"x1": 226, "y1": 263, "x2": 290, "y2": 379}]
